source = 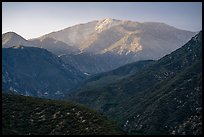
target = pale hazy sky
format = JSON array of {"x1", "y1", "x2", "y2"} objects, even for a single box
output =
[{"x1": 2, "y1": 2, "x2": 202, "y2": 39}]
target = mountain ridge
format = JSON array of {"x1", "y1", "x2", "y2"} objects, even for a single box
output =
[
  {"x1": 30, "y1": 18, "x2": 195, "y2": 57},
  {"x1": 2, "y1": 45, "x2": 86, "y2": 98},
  {"x1": 67, "y1": 31, "x2": 202, "y2": 135},
  {"x1": 2, "y1": 19, "x2": 196, "y2": 74},
  {"x1": 30, "y1": 18, "x2": 196, "y2": 74},
  {"x1": 2, "y1": 92, "x2": 122, "y2": 135}
]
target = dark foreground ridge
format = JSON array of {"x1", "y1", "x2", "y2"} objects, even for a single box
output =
[{"x1": 2, "y1": 92, "x2": 122, "y2": 135}]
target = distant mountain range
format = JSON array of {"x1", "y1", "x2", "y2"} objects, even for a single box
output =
[
  {"x1": 2, "y1": 32, "x2": 78, "y2": 55},
  {"x1": 2, "y1": 45, "x2": 85, "y2": 98},
  {"x1": 2, "y1": 18, "x2": 196, "y2": 74},
  {"x1": 1, "y1": 18, "x2": 202, "y2": 135},
  {"x1": 35, "y1": 18, "x2": 195, "y2": 57},
  {"x1": 67, "y1": 31, "x2": 202, "y2": 135}
]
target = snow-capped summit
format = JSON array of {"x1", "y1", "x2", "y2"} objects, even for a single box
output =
[
  {"x1": 33, "y1": 18, "x2": 196, "y2": 60},
  {"x1": 95, "y1": 18, "x2": 121, "y2": 32},
  {"x1": 2, "y1": 19, "x2": 197, "y2": 74}
]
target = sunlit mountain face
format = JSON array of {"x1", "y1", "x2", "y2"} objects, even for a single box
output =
[
  {"x1": 67, "y1": 31, "x2": 202, "y2": 135},
  {"x1": 2, "y1": 19, "x2": 196, "y2": 74},
  {"x1": 2, "y1": 16, "x2": 201, "y2": 135}
]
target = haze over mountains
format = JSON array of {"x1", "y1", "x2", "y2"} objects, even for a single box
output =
[
  {"x1": 2, "y1": 18, "x2": 196, "y2": 74},
  {"x1": 2, "y1": 18, "x2": 202, "y2": 135},
  {"x1": 67, "y1": 31, "x2": 202, "y2": 135},
  {"x1": 2, "y1": 32, "x2": 79, "y2": 55},
  {"x1": 36, "y1": 19, "x2": 194, "y2": 57},
  {"x1": 2, "y1": 46, "x2": 85, "y2": 98}
]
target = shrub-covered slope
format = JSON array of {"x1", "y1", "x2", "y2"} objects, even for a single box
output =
[
  {"x1": 68, "y1": 31, "x2": 202, "y2": 135},
  {"x1": 2, "y1": 46, "x2": 85, "y2": 99},
  {"x1": 2, "y1": 93, "x2": 122, "y2": 135}
]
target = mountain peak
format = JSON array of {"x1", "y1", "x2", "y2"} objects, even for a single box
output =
[
  {"x1": 2, "y1": 32, "x2": 28, "y2": 48},
  {"x1": 3, "y1": 31, "x2": 20, "y2": 36},
  {"x1": 103, "y1": 18, "x2": 114, "y2": 21},
  {"x1": 100, "y1": 18, "x2": 119, "y2": 21},
  {"x1": 2, "y1": 31, "x2": 26, "y2": 40},
  {"x1": 95, "y1": 18, "x2": 121, "y2": 32}
]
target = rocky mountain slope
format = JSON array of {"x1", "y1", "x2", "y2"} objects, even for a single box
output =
[
  {"x1": 2, "y1": 32, "x2": 78, "y2": 55},
  {"x1": 67, "y1": 60, "x2": 155, "y2": 97},
  {"x1": 67, "y1": 31, "x2": 202, "y2": 135},
  {"x1": 60, "y1": 52, "x2": 138, "y2": 74},
  {"x1": 2, "y1": 92, "x2": 122, "y2": 135},
  {"x1": 36, "y1": 18, "x2": 195, "y2": 58},
  {"x1": 2, "y1": 19, "x2": 196, "y2": 74},
  {"x1": 2, "y1": 32, "x2": 29, "y2": 48},
  {"x1": 2, "y1": 45, "x2": 85, "y2": 99},
  {"x1": 29, "y1": 37, "x2": 79, "y2": 55},
  {"x1": 34, "y1": 18, "x2": 196, "y2": 74}
]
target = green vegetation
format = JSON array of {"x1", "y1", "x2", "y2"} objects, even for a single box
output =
[
  {"x1": 67, "y1": 31, "x2": 202, "y2": 135},
  {"x1": 2, "y1": 93, "x2": 122, "y2": 135}
]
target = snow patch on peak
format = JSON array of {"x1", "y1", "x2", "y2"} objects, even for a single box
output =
[
  {"x1": 103, "y1": 18, "x2": 113, "y2": 22},
  {"x1": 95, "y1": 18, "x2": 120, "y2": 32}
]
